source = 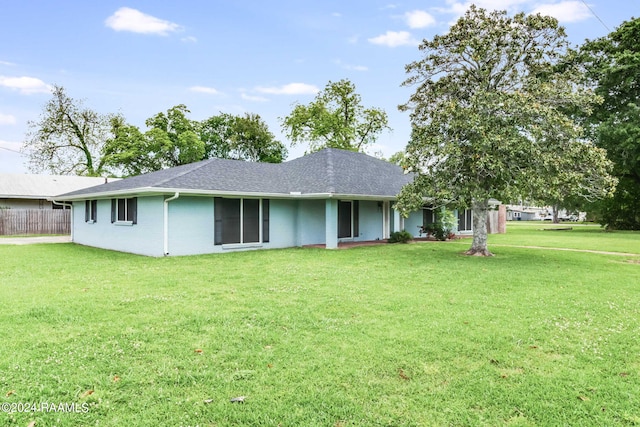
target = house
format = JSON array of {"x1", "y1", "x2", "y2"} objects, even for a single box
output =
[
  {"x1": 0, "y1": 173, "x2": 116, "y2": 210},
  {"x1": 0, "y1": 174, "x2": 119, "y2": 235},
  {"x1": 505, "y1": 204, "x2": 583, "y2": 221},
  {"x1": 53, "y1": 149, "x2": 474, "y2": 257}
]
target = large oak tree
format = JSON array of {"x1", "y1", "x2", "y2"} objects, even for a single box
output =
[{"x1": 396, "y1": 6, "x2": 616, "y2": 256}]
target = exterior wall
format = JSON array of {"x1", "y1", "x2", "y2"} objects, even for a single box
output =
[
  {"x1": 0, "y1": 198, "x2": 52, "y2": 209},
  {"x1": 166, "y1": 196, "x2": 215, "y2": 256},
  {"x1": 70, "y1": 195, "x2": 442, "y2": 256},
  {"x1": 355, "y1": 200, "x2": 385, "y2": 242},
  {"x1": 296, "y1": 199, "x2": 326, "y2": 246},
  {"x1": 404, "y1": 209, "x2": 424, "y2": 237},
  {"x1": 166, "y1": 197, "x2": 303, "y2": 256},
  {"x1": 72, "y1": 196, "x2": 165, "y2": 257},
  {"x1": 268, "y1": 199, "x2": 299, "y2": 248}
]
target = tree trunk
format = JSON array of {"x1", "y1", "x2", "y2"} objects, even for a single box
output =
[
  {"x1": 464, "y1": 199, "x2": 494, "y2": 256},
  {"x1": 552, "y1": 205, "x2": 560, "y2": 223}
]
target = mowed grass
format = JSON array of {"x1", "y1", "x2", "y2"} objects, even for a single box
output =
[{"x1": 0, "y1": 225, "x2": 639, "y2": 426}]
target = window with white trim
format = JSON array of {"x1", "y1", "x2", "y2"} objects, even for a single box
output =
[
  {"x1": 85, "y1": 200, "x2": 97, "y2": 222},
  {"x1": 111, "y1": 198, "x2": 137, "y2": 224},
  {"x1": 214, "y1": 198, "x2": 269, "y2": 245},
  {"x1": 458, "y1": 209, "x2": 472, "y2": 231}
]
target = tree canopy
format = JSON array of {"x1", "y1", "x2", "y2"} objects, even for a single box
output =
[
  {"x1": 578, "y1": 17, "x2": 640, "y2": 229},
  {"x1": 396, "y1": 6, "x2": 616, "y2": 256},
  {"x1": 22, "y1": 85, "x2": 115, "y2": 176},
  {"x1": 200, "y1": 113, "x2": 287, "y2": 163},
  {"x1": 103, "y1": 107, "x2": 287, "y2": 176},
  {"x1": 22, "y1": 87, "x2": 287, "y2": 177},
  {"x1": 281, "y1": 79, "x2": 390, "y2": 153}
]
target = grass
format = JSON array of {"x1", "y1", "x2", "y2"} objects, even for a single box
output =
[
  {"x1": 485, "y1": 221, "x2": 640, "y2": 254},
  {"x1": 0, "y1": 225, "x2": 639, "y2": 426}
]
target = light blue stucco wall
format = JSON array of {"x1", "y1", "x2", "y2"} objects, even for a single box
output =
[
  {"x1": 72, "y1": 195, "x2": 429, "y2": 256},
  {"x1": 166, "y1": 196, "x2": 214, "y2": 256},
  {"x1": 166, "y1": 197, "x2": 303, "y2": 256},
  {"x1": 297, "y1": 199, "x2": 326, "y2": 246},
  {"x1": 355, "y1": 200, "x2": 384, "y2": 242},
  {"x1": 404, "y1": 209, "x2": 424, "y2": 237},
  {"x1": 72, "y1": 196, "x2": 165, "y2": 257}
]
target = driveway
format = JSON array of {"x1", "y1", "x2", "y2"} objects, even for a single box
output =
[{"x1": 0, "y1": 235, "x2": 72, "y2": 245}]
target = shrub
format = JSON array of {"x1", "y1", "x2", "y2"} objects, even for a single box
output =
[
  {"x1": 428, "y1": 209, "x2": 458, "y2": 241},
  {"x1": 388, "y1": 230, "x2": 413, "y2": 243}
]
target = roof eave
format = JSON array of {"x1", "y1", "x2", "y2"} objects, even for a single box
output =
[{"x1": 50, "y1": 187, "x2": 401, "y2": 201}]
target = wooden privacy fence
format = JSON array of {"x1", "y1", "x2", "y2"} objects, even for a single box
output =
[{"x1": 0, "y1": 209, "x2": 71, "y2": 235}]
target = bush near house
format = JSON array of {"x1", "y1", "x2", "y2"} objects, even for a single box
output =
[{"x1": 387, "y1": 230, "x2": 413, "y2": 243}]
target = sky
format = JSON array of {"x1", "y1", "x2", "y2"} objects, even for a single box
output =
[{"x1": 0, "y1": 0, "x2": 637, "y2": 175}]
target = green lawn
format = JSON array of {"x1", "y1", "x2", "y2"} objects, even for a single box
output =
[{"x1": 1, "y1": 225, "x2": 639, "y2": 426}]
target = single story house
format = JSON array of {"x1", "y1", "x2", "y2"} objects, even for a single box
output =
[
  {"x1": 0, "y1": 174, "x2": 117, "y2": 209},
  {"x1": 53, "y1": 149, "x2": 473, "y2": 257},
  {"x1": 0, "y1": 174, "x2": 120, "y2": 235}
]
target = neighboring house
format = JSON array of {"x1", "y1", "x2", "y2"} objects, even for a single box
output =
[
  {"x1": 0, "y1": 174, "x2": 117, "y2": 209},
  {"x1": 53, "y1": 149, "x2": 475, "y2": 257},
  {"x1": 506, "y1": 204, "x2": 583, "y2": 221}
]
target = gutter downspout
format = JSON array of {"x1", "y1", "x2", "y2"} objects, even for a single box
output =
[
  {"x1": 51, "y1": 200, "x2": 73, "y2": 241},
  {"x1": 163, "y1": 192, "x2": 180, "y2": 256}
]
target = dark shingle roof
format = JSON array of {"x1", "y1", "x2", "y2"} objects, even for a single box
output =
[{"x1": 55, "y1": 148, "x2": 413, "y2": 199}]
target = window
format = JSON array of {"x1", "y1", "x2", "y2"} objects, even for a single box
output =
[
  {"x1": 111, "y1": 198, "x2": 137, "y2": 224},
  {"x1": 423, "y1": 206, "x2": 439, "y2": 226},
  {"x1": 338, "y1": 200, "x2": 359, "y2": 239},
  {"x1": 458, "y1": 209, "x2": 472, "y2": 231},
  {"x1": 85, "y1": 200, "x2": 97, "y2": 222},
  {"x1": 214, "y1": 198, "x2": 269, "y2": 245},
  {"x1": 52, "y1": 202, "x2": 70, "y2": 210}
]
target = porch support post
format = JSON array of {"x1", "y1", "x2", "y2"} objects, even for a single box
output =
[
  {"x1": 325, "y1": 199, "x2": 338, "y2": 249},
  {"x1": 393, "y1": 208, "x2": 402, "y2": 232}
]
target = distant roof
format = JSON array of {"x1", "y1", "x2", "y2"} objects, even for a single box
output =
[
  {"x1": 0, "y1": 174, "x2": 119, "y2": 199},
  {"x1": 55, "y1": 149, "x2": 414, "y2": 200}
]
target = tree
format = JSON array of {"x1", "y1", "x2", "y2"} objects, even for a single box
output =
[
  {"x1": 105, "y1": 107, "x2": 287, "y2": 176},
  {"x1": 281, "y1": 79, "x2": 390, "y2": 152},
  {"x1": 22, "y1": 85, "x2": 114, "y2": 176},
  {"x1": 578, "y1": 18, "x2": 640, "y2": 229},
  {"x1": 102, "y1": 116, "x2": 160, "y2": 176},
  {"x1": 144, "y1": 104, "x2": 205, "y2": 169},
  {"x1": 396, "y1": 6, "x2": 616, "y2": 256},
  {"x1": 200, "y1": 113, "x2": 287, "y2": 163},
  {"x1": 103, "y1": 105, "x2": 204, "y2": 176},
  {"x1": 388, "y1": 151, "x2": 405, "y2": 166}
]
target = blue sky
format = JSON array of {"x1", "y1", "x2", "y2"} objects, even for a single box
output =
[{"x1": 0, "y1": 0, "x2": 637, "y2": 174}]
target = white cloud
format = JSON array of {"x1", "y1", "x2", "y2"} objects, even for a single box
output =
[
  {"x1": 531, "y1": 1, "x2": 592, "y2": 23},
  {"x1": 368, "y1": 31, "x2": 419, "y2": 47},
  {"x1": 190, "y1": 86, "x2": 221, "y2": 95},
  {"x1": 256, "y1": 83, "x2": 319, "y2": 95},
  {"x1": 181, "y1": 36, "x2": 198, "y2": 43},
  {"x1": 241, "y1": 93, "x2": 269, "y2": 102},
  {"x1": 405, "y1": 10, "x2": 436, "y2": 28},
  {"x1": 334, "y1": 59, "x2": 368, "y2": 71},
  {"x1": 0, "y1": 75, "x2": 51, "y2": 94},
  {"x1": 0, "y1": 60, "x2": 16, "y2": 66},
  {"x1": 0, "y1": 113, "x2": 16, "y2": 125},
  {"x1": 436, "y1": 0, "x2": 531, "y2": 18},
  {"x1": 105, "y1": 7, "x2": 182, "y2": 35}
]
